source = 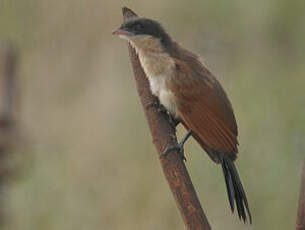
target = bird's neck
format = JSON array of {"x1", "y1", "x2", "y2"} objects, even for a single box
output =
[
  {"x1": 137, "y1": 49, "x2": 175, "y2": 78},
  {"x1": 128, "y1": 36, "x2": 175, "y2": 77},
  {"x1": 129, "y1": 38, "x2": 179, "y2": 119}
]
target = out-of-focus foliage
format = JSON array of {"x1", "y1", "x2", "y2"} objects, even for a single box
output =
[{"x1": 0, "y1": 0, "x2": 304, "y2": 229}]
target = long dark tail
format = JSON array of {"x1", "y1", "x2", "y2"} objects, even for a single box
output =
[{"x1": 220, "y1": 153, "x2": 252, "y2": 224}]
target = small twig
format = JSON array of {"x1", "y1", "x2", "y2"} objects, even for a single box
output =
[
  {"x1": 121, "y1": 7, "x2": 211, "y2": 230},
  {"x1": 296, "y1": 160, "x2": 305, "y2": 230}
]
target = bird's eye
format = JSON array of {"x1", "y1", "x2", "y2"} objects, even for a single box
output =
[{"x1": 134, "y1": 23, "x2": 142, "y2": 31}]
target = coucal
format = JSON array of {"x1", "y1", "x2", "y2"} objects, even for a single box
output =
[{"x1": 113, "y1": 16, "x2": 252, "y2": 223}]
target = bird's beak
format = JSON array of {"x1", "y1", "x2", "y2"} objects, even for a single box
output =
[{"x1": 112, "y1": 28, "x2": 134, "y2": 36}]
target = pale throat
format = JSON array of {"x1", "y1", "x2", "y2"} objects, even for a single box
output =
[{"x1": 127, "y1": 35, "x2": 179, "y2": 119}]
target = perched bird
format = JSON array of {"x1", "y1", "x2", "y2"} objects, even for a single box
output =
[{"x1": 113, "y1": 16, "x2": 252, "y2": 223}]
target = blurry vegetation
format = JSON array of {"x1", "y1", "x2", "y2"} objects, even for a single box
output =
[{"x1": 0, "y1": 0, "x2": 304, "y2": 229}]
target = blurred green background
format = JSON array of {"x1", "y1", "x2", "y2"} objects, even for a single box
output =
[{"x1": 0, "y1": 0, "x2": 305, "y2": 229}]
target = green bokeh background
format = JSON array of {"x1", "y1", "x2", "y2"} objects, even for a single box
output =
[{"x1": 1, "y1": 0, "x2": 305, "y2": 229}]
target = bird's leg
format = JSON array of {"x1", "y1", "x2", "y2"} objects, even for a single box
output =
[
  {"x1": 166, "y1": 111, "x2": 181, "y2": 129},
  {"x1": 146, "y1": 100, "x2": 180, "y2": 129},
  {"x1": 146, "y1": 100, "x2": 162, "y2": 110},
  {"x1": 161, "y1": 129, "x2": 193, "y2": 161}
]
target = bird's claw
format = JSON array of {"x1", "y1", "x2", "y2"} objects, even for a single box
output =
[
  {"x1": 146, "y1": 101, "x2": 159, "y2": 109},
  {"x1": 146, "y1": 101, "x2": 166, "y2": 113},
  {"x1": 167, "y1": 113, "x2": 180, "y2": 129},
  {"x1": 146, "y1": 101, "x2": 180, "y2": 129},
  {"x1": 161, "y1": 143, "x2": 187, "y2": 161},
  {"x1": 161, "y1": 130, "x2": 193, "y2": 161},
  {"x1": 169, "y1": 134, "x2": 177, "y2": 142}
]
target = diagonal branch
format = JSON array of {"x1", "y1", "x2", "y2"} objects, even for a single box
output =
[
  {"x1": 296, "y1": 160, "x2": 305, "y2": 230},
  {"x1": 121, "y1": 7, "x2": 211, "y2": 230}
]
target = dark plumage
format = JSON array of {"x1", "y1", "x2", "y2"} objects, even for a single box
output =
[
  {"x1": 119, "y1": 17, "x2": 172, "y2": 49},
  {"x1": 220, "y1": 153, "x2": 252, "y2": 223}
]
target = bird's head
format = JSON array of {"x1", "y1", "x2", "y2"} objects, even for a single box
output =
[{"x1": 112, "y1": 17, "x2": 172, "y2": 52}]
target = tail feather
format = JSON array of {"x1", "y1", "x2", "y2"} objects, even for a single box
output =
[
  {"x1": 220, "y1": 157, "x2": 235, "y2": 212},
  {"x1": 220, "y1": 153, "x2": 252, "y2": 224}
]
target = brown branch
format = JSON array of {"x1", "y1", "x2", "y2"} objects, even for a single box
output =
[
  {"x1": 296, "y1": 160, "x2": 305, "y2": 230},
  {"x1": 0, "y1": 41, "x2": 18, "y2": 225},
  {"x1": 0, "y1": 42, "x2": 18, "y2": 153},
  {"x1": 121, "y1": 7, "x2": 211, "y2": 230},
  {"x1": 0, "y1": 42, "x2": 17, "y2": 121}
]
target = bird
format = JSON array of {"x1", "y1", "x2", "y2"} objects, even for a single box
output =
[{"x1": 113, "y1": 16, "x2": 252, "y2": 224}]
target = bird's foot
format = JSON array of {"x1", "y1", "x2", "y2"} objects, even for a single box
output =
[
  {"x1": 145, "y1": 99, "x2": 165, "y2": 111},
  {"x1": 167, "y1": 113, "x2": 181, "y2": 129},
  {"x1": 161, "y1": 142, "x2": 187, "y2": 161},
  {"x1": 146, "y1": 100, "x2": 168, "y2": 115},
  {"x1": 161, "y1": 130, "x2": 193, "y2": 161},
  {"x1": 146, "y1": 101, "x2": 180, "y2": 129}
]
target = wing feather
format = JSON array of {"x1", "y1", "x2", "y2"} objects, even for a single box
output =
[{"x1": 168, "y1": 50, "x2": 238, "y2": 159}]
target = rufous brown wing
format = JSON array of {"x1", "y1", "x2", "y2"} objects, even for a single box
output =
[{"x1": 168, "y1": 43, "x2": 239, "y2": 162}]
